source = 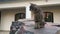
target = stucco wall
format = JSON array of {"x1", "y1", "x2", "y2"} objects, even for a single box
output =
[
  {"x1": 0, "y1": 8, "x2": 25, "y2": 30},
  {"x1": 53, "y1": 9, "x2": 60, "y2": 23},
  {"x1": 31, "y1": 6, "x2": 60, "y2": 23},
  {"x1": 44, "y1": 7, "x2": 60, "y2": 24},
  {"x1": 0, "y1": 19, "x2": 1, "y2": 29},
  {"x1": 0, "y1": 0, "x2": 60, "y2": 9},
  {"x1": 42, "y1": 7, "x2": 60, "y2": 23},
  {"x1": 0, "y1": 4, "x2": 60, "y2": 31}
]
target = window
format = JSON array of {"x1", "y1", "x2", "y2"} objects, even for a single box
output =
[
  {"x1": 15, "y1": 13, "x2": 25, "y2": 21},
  {"x1": 44, "y1": 12, "x2": 53, "y2": 22}
]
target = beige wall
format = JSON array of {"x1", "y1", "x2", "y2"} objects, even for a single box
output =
[
  {"x1": 53, "y1": 9, "x2": 60, "y2": 23},
  {"x1": 42, "y1": 7, "x2": 60, "y2": 23},
  {"x1": 0, "y1": 19, "x2": 1, "y2": 29},
  {"x1": 0, "y1": 8, "x2": 25, "y2": 30},
  {"x1": 31, "y1": 6, "x2": 60, "y2": 23},
  {"x1": 0, "y1": 0, "x2": 60, "y2": 9},
  {"x1": 0, "y1": 0, "x2": 60, "y2": 30},
  {"x1": 0, "y1": 6, "x2": 60, "y2": 31}
]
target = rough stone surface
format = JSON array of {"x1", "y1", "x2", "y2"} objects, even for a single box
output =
[{"x1": 0, "y1": 21, "x2": 60, "y2": 34}]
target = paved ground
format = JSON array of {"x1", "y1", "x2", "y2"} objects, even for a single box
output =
[{"x1": 0, "y1": 21, "x2": 60, "y2": 34}]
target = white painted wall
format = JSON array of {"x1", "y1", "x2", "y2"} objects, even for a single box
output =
[
  {"x1": 0, "y1": 0, "x2": 60, "y2": 9},
  {"x1": 0, "y1": 19, "x2": 1, "y2": 29},
  {"x1": 39, "y1": 7, "x2": 60, "y2": 23},
  {"x1": 31, "y1": 7, "x2": 60, "y2": 24},
  {"x1": 0, "y1": 8, "x2": 25, "y2": 30},
  {"x1": 0, "y1": 7, "x2": 60, "y2": 31},
  {"x1": 0, "y1": 0, "x2": 60, "y2": 31},
  {"x1": 53, "y1": 10, "x2": 60, "y2": 23}
]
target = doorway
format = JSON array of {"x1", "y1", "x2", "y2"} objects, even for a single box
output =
[{"x1": 44, "y1": 12, "x2": 53, "y2": 22}]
